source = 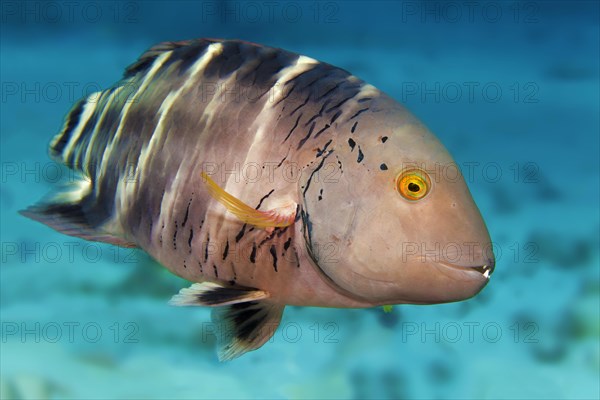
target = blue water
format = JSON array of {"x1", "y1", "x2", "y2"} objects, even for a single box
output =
[{"x1": 1, "y1": 1, "x2": 598, "y2": 399}]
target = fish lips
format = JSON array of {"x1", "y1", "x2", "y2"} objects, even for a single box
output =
[
  {"x1": 432, "y1": 258, "x2": 496, "y2": 283},
  {"x1": 387, "y1": 256, "x2": 496, "y2": 304},
  {"x1": 324, "y1": 256, "x2": 496, "y2": 306},
  {"x1": 394, "y1": 258, "x2": 495, "y2": 304}
]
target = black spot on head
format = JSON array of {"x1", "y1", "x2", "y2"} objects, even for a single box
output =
[
  {"x1": 381, "y1": 136, "x2": 388, "y2": 143},
  {"x1": 348, "y1": 138, "x2": 356, "y2": 151},
  {"x1": 357, "y1": 147, "x2": 364, "y2": 163},
  {"x1": 380, "y1": 163, "x2": 388, "y2": 170}
]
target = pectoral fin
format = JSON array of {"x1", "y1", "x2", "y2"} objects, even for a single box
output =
[{"x1": 201, "y1": 172, "x2": 296, "y2": 229}]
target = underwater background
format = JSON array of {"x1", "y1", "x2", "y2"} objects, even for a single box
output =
[{"x1": 1, "y1": 1, "x2": 598, "y2": 399}]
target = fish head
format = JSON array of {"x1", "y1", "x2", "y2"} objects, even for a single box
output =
[{"x1": 300, "y1": 97, "x2": 494, "y2": 305}]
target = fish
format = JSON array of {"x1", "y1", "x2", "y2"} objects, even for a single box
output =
[{"x1": 21, "y1": 38, "x2": 495, "y2": 360}]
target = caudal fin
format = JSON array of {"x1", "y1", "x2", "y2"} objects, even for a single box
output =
[{"x1": 20, "y1": 177, "x2": 136, "y2": 248}]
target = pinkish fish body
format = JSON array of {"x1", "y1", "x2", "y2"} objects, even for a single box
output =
[{"x1": 22, "y1": 39, "x2": 494, "y2": 360}]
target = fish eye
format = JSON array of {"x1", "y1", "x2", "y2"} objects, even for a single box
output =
[{"x1": 396, "y1": 169, "x2": 431, "y2": 201}]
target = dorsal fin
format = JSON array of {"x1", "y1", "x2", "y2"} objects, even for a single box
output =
[
  {"x1": 124, "y1": 39, "x2": 222, "y2": 78},
  {"x1": 124, "y1": 40, "x2": 191, "y2": 77},
  {"x1": 124, "y1": 38, "x2": 273, "y2": 79}
]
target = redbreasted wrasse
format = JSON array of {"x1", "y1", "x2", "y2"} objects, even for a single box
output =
[{"x1": 22, "y1": 39, "x2": 495, "y2": 360}]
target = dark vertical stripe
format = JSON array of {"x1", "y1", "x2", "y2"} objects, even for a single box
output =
[
  {"x1": 188, "y1": 228, "x2": 194, "y2": 252},
  {"x1": 250, "y1": 243, "x2": 257, "y2": 263},
  {"x1": 222, "y1": 240, "x2": 229, "y2": 260},
  {"x1": 172, "y1": 221, "x2": 178, "y2": 249},
  {"x1": 204, "y1": 234, "x2": 210, "y2": 262},
  {"x1": 270, "y1": 245, "x2": 278, "y2": 272}
]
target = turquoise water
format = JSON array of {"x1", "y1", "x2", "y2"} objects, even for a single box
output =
[{"x1": 1, "y1": 1, "x2": 599, "y2": 399}]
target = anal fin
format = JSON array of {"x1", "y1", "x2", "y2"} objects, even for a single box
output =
[{"x1": 213, "y1": 301, "x2": 284, "y2": 361}]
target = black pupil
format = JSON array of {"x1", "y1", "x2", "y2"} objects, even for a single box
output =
[{"x1": 408, "y1": 182, "x2": 420, "y2": 193}]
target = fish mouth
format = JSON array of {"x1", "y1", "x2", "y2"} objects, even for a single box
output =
[{"x1": 436, "y1": 259, "x2": 496, "y2": 280}]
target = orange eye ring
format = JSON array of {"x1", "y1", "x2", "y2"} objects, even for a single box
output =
[{"x1": 396, "y1": 169, "x2": 431, "y2": 201}]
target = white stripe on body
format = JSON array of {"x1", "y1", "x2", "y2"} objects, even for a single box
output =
[
  {"x1": 136, "y1": 43, "x2": 224, "y2": 185},
  {"x1": 82, "y1": 84, "x2": 129, "y2": 175},
  {"x1": 59, "y1": 92, "x2": 99, "y2": 163},
  {"x1": 355, "y1": 83, "x2": 378, "y2": 98},
  {"x1": 221, "y1": 55, "x2": 319, "y2": 197},
  {"x1": 270, "y1": 55, "x2": 318, "y2": 104},
  {"x1": 112, "y1": 43, "x2": 225, "y2": 234},
  {"x1": 98, "y1": 50, "x2": 174, "y2": 183}
]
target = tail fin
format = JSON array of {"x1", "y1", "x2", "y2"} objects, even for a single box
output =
[{"x1": 20, "y1": 177, "x2": 136, "y2": 248}]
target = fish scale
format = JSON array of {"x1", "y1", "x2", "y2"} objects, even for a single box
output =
[{"x1": 21, "y1": 38, "x2": 495, "y2": 361}]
